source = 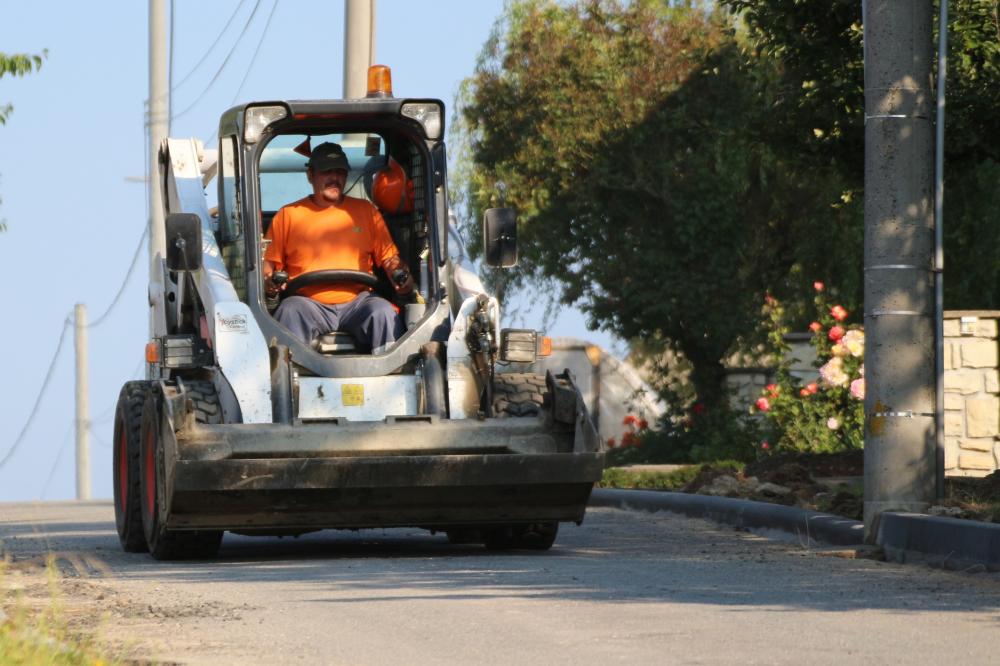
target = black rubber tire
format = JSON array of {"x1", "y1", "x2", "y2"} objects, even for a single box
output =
[
  {"x1": 112, "y1": 381, "x2": 150, "y2": 553},
  {"x1": 483, "y1": 522, "x2": 559, "y2": 551},
  {"x1": 182, "y1": 379, "x2": 223, "y2": 424},
  {"x1": 492, "y1": 373, "x2": 548, "y2": 417},
  {"x1": 140, "y1": 386, "x2": 224, "y2": 560}
]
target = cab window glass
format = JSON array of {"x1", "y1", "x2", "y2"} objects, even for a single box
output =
[
  {"x1": 258, "y1": 133, "x2": 383, "y2": 214},
  {"x1": 219, "y1": 136, "x2": 241, "y2": 241},
  {"x1": 218, "y1": 135, "x2": 246, "y2": 300}
]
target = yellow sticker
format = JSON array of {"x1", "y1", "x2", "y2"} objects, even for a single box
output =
[{"x1": 341, "y1": 384, "x2": 364, "y2": 407}]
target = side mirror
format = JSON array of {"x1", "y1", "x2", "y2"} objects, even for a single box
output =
[
  {"x1": 483, "y1": 207, "x2": 518, "y2": 268},
  {"x1": 165, "y1": 213, "x2": 202, "y2": 272}
]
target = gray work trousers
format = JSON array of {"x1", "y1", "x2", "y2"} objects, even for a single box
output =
[{"x1": 274, "y1": 292, "x2": 403, "y2": 351}]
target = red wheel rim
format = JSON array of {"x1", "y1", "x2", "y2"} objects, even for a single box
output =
[
  {"x1": 117, "y1": 423, "x2": 128, "y2": 512},
  {"x1": 144, "y1": 426, "x2": 156, "y2": 521}
]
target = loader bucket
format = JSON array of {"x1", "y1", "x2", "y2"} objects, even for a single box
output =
[{"x1": 156, "y1": 412, "x2": 603, "y2": 532}]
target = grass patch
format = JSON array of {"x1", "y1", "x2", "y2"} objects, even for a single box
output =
[
  {"x1": 1, "y1": 557, "x2": 119, "y2": 665},
  {"x1": 942, "y1": 476, "x2": 1000, "y2": 522},
  {"x1": 600, "y1": 461, "x2": 745, "y2": 492}
]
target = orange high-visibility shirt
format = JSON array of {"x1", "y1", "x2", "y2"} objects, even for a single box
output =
[{"x1": 264, "y1": 196, "x2": 399, "y2": 305}]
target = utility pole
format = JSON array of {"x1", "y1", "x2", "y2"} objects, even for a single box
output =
[
  {"x1": 149, "y1": 0, "x2": 168, "y2": 276},
  {"x1": 74, "y1": 303, "x2": 90, "y2": 500},
  {"x1": 863, "y1": 0, "x2": 937, "y2": 540},
  {"x1": 343, "y1": 0, "x2": 376, "y2": 98}
]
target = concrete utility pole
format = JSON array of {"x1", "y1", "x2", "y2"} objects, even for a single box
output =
[
  {"x1": 343, "y1": 0, "x2": 376, "y2": 98},
  {"x1": 74, "y1": 304, "x2": 90, "y2": 500},
  {"x1": 863, "y1": 0, "x2": 937, "y2": 540},
  {"x1": 149, "y1": 0, "x2": 168, "y2": 275}
]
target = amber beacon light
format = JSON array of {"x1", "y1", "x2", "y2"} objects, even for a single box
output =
[{"x1": 366, "y1": 65, "x2": 393, "y2": 98}]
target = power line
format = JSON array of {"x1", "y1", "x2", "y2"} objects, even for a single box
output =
[
  {"x1": 170, "y1": 0, "x2": 247, "y2": 94},
  {"x1": 39, "y1": 422, "x2": 74, "y2": 500},
  {"x1": 228, "y1": 0, "x2": 279, "y2": 106},
  {"x1": 91, "y1": 360, "x2": 146, "y2": 425},
  {"x1": 0, "y1": 315, "x2": 72, "y2": 471},
  {"x1": 88, "y1": 423, "x2": 112, "y2": 450},
  {"x1": 171, "y1": 0, "x2": 264, "y2": 121},
  {"x1": 86, "y1": 226, "x2": 149, "y2": 329},
  {"x1": 206, "y1": 0, "x2": 279, "y2": 146}
]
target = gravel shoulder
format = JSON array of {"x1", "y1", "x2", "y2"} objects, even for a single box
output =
[{"x1": 3, "y1": 500, "x2": 1000, "y2": 664}]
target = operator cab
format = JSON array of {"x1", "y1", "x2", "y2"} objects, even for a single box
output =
[{"x1": 213, "y1": 71, "x2": 448, "y2": 374}]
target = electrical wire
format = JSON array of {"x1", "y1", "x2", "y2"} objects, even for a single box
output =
[
  {"x1": 0, "y1": 315, "x2": 72, "y2": 470},
  {"x1": 38, "y1": 422, "x2": 74, "y2": 500},
  {"x1": 88, "y1": 423, "x2": 112, "y2": 449},
  {"x1": 86, "y1": 226, "x2": 149, "y2": 329},
  {"x1": 205, "y1": 0, "x2": 279, "y2": 147},
  {"x1": 170, "y1": 0, "x2": 247, "y2": 94},
  {"x1": 227, "y1": 0, "x2": 278, "y2": 106},
  {"x1": 171, "y1": 0, "x2": 264, "y2": 121},
  {"x1": 91, "y1": 360, "x2": 146, "y2": 425}
]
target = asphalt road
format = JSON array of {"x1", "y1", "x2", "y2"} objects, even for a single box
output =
[{"x1": 2, "y1": 501, "x2": 1000, "y2": 664}]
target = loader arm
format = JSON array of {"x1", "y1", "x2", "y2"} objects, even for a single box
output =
[{"x1": 156, "y1": 138, "x2": 272, "y2": 423}]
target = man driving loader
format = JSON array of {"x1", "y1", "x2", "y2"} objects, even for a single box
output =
[{"x1": 263, "y1": 141, "x2": 415, "y2": 351}]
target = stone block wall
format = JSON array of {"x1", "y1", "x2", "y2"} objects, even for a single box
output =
[{"x1": 944, "y1": 311, "x2": 1000, "y2": 477}]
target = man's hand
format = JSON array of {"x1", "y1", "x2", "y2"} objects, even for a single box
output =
[
  {"x1": 263, "y1": 260, "x2": 286, "y2": 297},
  {"x1": 384, "y1": 256, "x2": 415, "y2": 295}
]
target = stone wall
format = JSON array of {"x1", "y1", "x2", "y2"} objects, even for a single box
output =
[{"x1": 944, "y1": 311, "x2": 1000, "y2": 477}]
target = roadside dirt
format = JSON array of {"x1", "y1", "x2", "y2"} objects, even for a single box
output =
[
  {"x1": 680, "y1": 452, "x2": 864, "y2": 520},
  {"x1": 2, "y1": 550, "x2": 255, "y2": 663},
  {"x1": 743, "y1": 450, "x2": 864, "y2": 479},
  {"x1": 676, "y1": 452, "x2": 1000, "y2": 524}
]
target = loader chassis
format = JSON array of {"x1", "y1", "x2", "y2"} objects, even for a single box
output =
[{"x1": 114, "y1": 94, "x2": 604, "y2": 559}]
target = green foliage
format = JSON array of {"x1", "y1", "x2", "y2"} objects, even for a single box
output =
[
  {"x1": 600, "y1": 461, "x2": 744, "y2": 491},
  {"x1": 1, "y1": 49, "x2": 46, "y2": 235},
  {"x1": 0, "y1": 50, "x2": 47, "y2": 125},
  {"x1": 722, "y1": 0, "x2": 1000, "y2": 311},
  {"x1": 453, "y1": 1, "x2": 864, "y2": 408},
  {"x1": 754, "y1": 286, "x2": 864, "y2": 454},
  {"x1": 455, "y1": 0, "x2": 1000, "y2": 414},
  {"x1": 1, "y1": 558, "x2": 118, "y2": 664},
  {"x1": 606, "y1": 402, "x2": 762, "y2": 465}
]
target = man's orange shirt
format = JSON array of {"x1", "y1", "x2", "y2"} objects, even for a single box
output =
[{"x1": 264, "y1": 195, "x2": 398, "y2": 305}]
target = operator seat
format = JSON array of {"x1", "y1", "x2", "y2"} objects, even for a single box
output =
[{"x1": 315, "y1": 331, "x2": 357, "y2": 354}]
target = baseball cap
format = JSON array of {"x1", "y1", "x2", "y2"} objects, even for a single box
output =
[{"x1": 306, "y1": 142, "x2": 351, "y2": 171}]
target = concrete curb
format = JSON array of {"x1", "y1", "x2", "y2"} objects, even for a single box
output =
[
  {"x1": 590, "y1": 488, "x2": 864, "y2": 546},
  {"x1": 877, "y1": 512, "x2": 1000, "y2": 571}
]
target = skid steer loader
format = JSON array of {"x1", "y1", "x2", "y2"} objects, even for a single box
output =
[{"x1": 112, "y1": 66, "x2": 604, "y2": 559}]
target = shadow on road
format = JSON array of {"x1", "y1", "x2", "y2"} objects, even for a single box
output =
[{"x1": 3, "y1": 503, "x2": 1000, "y2": 616}]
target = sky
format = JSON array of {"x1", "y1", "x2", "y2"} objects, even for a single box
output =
[{"x1": 0, "y1": 0, "x2": 621, "y2": 502}]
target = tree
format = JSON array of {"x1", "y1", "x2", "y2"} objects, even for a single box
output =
[
  {"x1": 1, "y1": 49, "x2": 46, "y2": 233},
  {"x1": 721, "y1": 0, "x2": 1000, "y2": 308},
  {"x1": 1, "y1": 50, "x2": 46, "y2": 125},
  {"x1": 454, "y1": 0, "x2": 858, "y2": 409}
]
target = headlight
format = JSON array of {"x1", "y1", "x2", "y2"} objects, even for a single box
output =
[
  {"x1": 244, "y1": 105, "x2": 288, "y2": 144},
  {"x1": 401, "y1": 102, "x2": 442, "y2": 140}
]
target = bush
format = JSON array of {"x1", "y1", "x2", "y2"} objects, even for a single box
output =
[
  {"x1": 605, "y1": 404, "x2": 762, "y2": 466},
  {"x1": 753, "y1": 282, "x2": 864, "y2": 455}
]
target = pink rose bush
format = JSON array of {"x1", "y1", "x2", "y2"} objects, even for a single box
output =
[
  {"x1": 755, "y1": 285, "x2": 865, "y2": 454},
  {"x1": 819, "y1": 357, "x2": 849, "y2": 387}
]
